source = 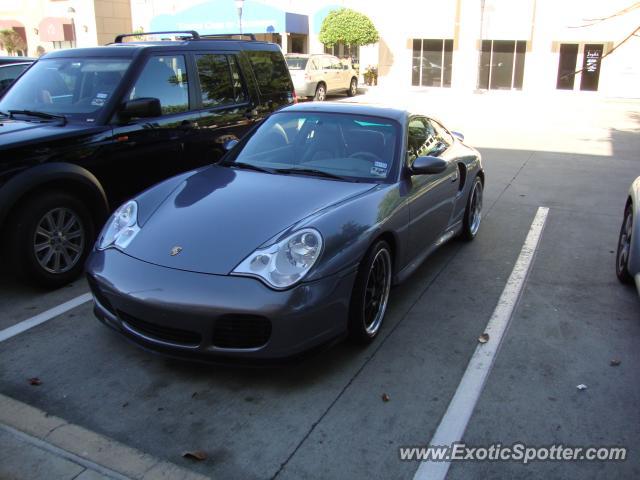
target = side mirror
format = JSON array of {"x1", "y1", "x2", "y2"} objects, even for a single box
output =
[
  {"x1": 223, "y1": 139, "x2": 239, "y2": 151},
  {"x1": 410, "y1": 156, "x2": 448, "y2": 175},
  {"x1": 120, "y1": 97, "x2": 161, "y2": 119},
  {"x1": 451, "y1": 131, "x2": 464, "y2": 142}
]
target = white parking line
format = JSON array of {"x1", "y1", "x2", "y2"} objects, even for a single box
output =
[
  {"x1": 0, "y1": 293, "x2": 92, "y2": 343},
  {"x1": 413, "y1": 206, "x2": 549, "y2": 480}
]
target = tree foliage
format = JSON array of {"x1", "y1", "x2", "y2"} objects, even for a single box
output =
[
  {"x1": 0, "y1": 29, "x2": 27, "y2": 55},
  {"x1": 319, "y1": 8, "x2": 379, "y2": 47}
]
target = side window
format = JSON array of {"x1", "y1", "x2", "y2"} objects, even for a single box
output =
[
  {"x1": 320, "y1": 57, "x2": 332, "y2": 70},
  {"x1": 309, "y1": 59, "x2": 319, "y2": 71},
  {"x1": 129, "y1": 55, "x2": 188, "y2": 115},
  {"x1": 407, "y1": 117, "x2": 438, "y2": 164},
  {"x1": 329, "y1": 57, "x2": 342, "y2": 70},
  {"x1": 196, "y1": 54, "x2": 247, "y2": 108},
  {"x1": 245, "y1": 50, "x2": 292, "y2": 95},
  {"x1": 431, "y1": 119, "x2": 454, "y2": 145}
]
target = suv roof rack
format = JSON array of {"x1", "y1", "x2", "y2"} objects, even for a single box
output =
[
  {"x1": 113, "y1": 30, "x2": 200, "y2": 43},
  {"x1": 113, "y1": 31, "x2": 258, "y2": 44},
  {"x1": 199, "y1": 33, "x2": 256, "y2": 41}
]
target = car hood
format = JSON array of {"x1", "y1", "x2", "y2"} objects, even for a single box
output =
[
  {"x1": 0, "y1": 117, "x2": 104, "y2": 149},
  {"x1": 125, "y1": 165, "x2": 376, "y2": 275}
]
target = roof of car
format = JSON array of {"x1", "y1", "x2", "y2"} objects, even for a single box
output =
[
  {"x1": 41, "y1": 40, "x2": 282, "y2": 59},
  {"x1": 281, "y1": 102, "x2": 407, "y2": 122},
  {"x1": 0, "y1": 56, "x2": 36, "y2": 64}
]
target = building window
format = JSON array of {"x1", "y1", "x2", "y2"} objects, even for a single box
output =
[
  {"x1": 556, "y1": 43, "x2": 579, "y2": 90},
  {"x1": 556, "y1": 43, "x2": 604, "y2": 91},
  {"x1": 411, "y1": 39, "x2": 453, "y2": 88},
  {"x1": 580, "y1": 44, "x2": 603, "y2": 91},
  {"x1": 478, "y1": 40, "x2": 526, "y2": 90}
]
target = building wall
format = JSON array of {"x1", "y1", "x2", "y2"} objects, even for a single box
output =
[
  {"x1": 94, "y1": 0, "x2": 133, "y2": 45},
  {"x1": 0, "y1": 0, "x2": 131, "y2": 55}
]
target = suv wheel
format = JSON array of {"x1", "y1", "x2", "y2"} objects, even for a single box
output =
[
  {"x1": 6, "y1": 191, "x2": 94, "y2": 288},
  {"x1": 314, "y1": 83, "x2": 326, "y2": 101},
  {"x1": 347, "y1": 77, "x2": 357, "y2": 97}
]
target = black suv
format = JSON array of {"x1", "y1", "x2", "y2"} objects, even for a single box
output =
[{"x1": 0, "y1": 31, "x2": 295, "y2": 287}]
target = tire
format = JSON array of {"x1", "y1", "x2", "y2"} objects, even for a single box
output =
[
  {"x1": 347, "y1": 77, "x2": 357, "y2": 97},
  {"x1": 5, "y1": 191, "x2": 95, "y2": 288},
  {"x1": 348, "y1": 240, "x2": 392, "y2": 344},
  {"x1": 314, "y1": 83, "x2": 326, "y2": 101},
  {"x1": 462, "y1": 176, "x2": 483, "y2": 241},
  {"x1": 616, "y1": 204, "x2": 634, "y2": 284}
]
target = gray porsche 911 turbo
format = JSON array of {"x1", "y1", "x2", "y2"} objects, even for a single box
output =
[
  {"x1": 86, "y1": 102, "x2": 484, "y2": 361},
  {"x1": 616, "y1": 176, "x2": 640, "y2": 295}
]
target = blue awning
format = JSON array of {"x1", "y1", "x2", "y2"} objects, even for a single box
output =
[{"x1": 151, "y1": 0, "x2": 308, "y2": 35}]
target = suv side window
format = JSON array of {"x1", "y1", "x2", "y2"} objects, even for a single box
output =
[
  {"x1": 196, "y1": 54, "x2": 247, "y2": 107},
  {"x1": 129, "y1": 55, "x2": 189, "y2": 115},
  {"x1": 320, "y1": 57, "x2": 332, "y2": 70},
  {"x1": 329, "y1": 57, "x2": 342, "y2": 70},
  {"x1": 245, "y1": 50, "x2": 291, "y2": 94}
]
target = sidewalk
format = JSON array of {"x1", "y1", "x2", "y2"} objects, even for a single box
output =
[{"x1": 0, "y1": 394, "x2": 209, "y2": 480}]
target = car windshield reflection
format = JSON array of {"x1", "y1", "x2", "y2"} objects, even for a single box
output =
[
  {"x1": 0, "y1": 57, "x2": 131, "y2": 122},
  {"x1": 227, "y1": 112, "x2": 399, "y2": 182}
]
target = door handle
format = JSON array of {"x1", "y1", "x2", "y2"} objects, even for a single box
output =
[{"x1": 450, "y1": 171, "x2": 458, "y2": 182}]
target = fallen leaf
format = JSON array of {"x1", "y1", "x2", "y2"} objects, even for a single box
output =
[
  {"x1": 381, "y1": 393, "x2": 390, "y2": 402},
  {"x1": 576, "y1": 384, "x2": 587, "y2": 391},
  {"x1": 191, "y1": 392, "x2": 198, "y2": 399},
  {"x1": 478, "y1": 333, "x2": 490, "y2": 344},
  {"x1": 610, "y1": 359, "x2": 621, "y2": 367},
  {"x1": 183, "y1": 450, "x2": 207, "y2": 461},
  {"x1": 28, "y1": 377, "x2": 42, "y2": 386},
  {"x1": 122, "y1": 402, "x2": 129, "y2": 408}
]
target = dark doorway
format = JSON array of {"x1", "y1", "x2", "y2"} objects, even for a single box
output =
[
  {"x1": 580, "y1": 44, "x2": 603, "y2": 91},
  {"x1": 556, "y1": 43, "x2": 578, "y2": 90}
]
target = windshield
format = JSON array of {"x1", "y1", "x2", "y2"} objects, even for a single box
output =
[
  {"x1": 0, "y1": 57, "x2": 131, "y2": 122},
  {"x1": 285, "y1": 57, "x2": 309, "y2": 70},
  {"x1": 228, "y1": 112, "x2": 399, "y2": 182}
]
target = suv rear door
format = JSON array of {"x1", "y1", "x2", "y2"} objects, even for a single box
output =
[
  {"x1": 190, "y1": 51, "x2": 255, "y2": 164},
  {"x1": 244, "y1": 49, "x2": 294, "y2": 115}
]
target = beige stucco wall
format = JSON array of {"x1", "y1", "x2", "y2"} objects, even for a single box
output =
[
  {"x1": 94, "y1": 0, "x2": 133, "y2": 45},
  {"x1": 0, "y1": 0, "x2": 131, "y2": 55}
]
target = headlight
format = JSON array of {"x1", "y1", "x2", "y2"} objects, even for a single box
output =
[
  {"x1": 97, "y1": 200, "x2": 140, "y2": 250},
  {"x1": 232, "y1": 228, "x2": 323, "y2": 289}
]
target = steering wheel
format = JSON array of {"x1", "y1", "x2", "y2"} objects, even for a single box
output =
[{"x1": 348, "y1": 151, "x2": 382, "y2": 163}]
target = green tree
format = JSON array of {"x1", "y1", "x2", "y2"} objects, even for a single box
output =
[
  {"x1": 0, "y1": 29, "x2": 27, "y2": 55},
  {"x1": 319, "y1": 8, "x2": 379, "y2": 48}
]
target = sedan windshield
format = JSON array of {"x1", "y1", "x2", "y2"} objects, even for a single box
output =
[
  {"x1": 227, "y1": 112, "x2": 399, "y2": 182},
  {"x1": 0, "y1": 57, "x2": 131, "y2": 122}
]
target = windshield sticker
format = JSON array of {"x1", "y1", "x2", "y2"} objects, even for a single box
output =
[
  {"x1": 374, "y1": 161, "x2": 388, "y2": 169},
  {"x1": 370, "y1": 166, "x2": 387, "y2": 177},
  {"x1": 96, "y1": 92, "x2": 109, "y2": 99},
  {"x1": 91, "y1": 98, "x2": 105, "y2": 106}
]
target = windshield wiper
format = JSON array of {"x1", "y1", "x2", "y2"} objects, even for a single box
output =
[
  {"x1": 222, "y1": 161, "x2": 274, "y2": 174},
  {"x1": 8, "y1": 110, "x2": 67, "y2": 125},
  {"x1": 0, "y1": 110, "x2": 9, "y2": 118},
  {"x1": 274, "y1": 168, "x2": 352, "y2": 182}
]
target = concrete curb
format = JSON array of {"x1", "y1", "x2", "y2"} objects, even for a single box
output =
[{"x1": 0, "y1": 393, "x2": 210, "y2": 480}]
